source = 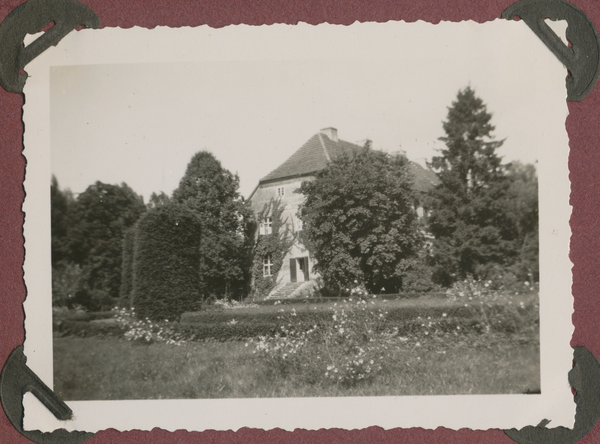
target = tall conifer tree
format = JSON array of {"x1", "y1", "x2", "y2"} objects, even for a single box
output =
[{"x1": 427, "y1": 87, "x2": 519, "y2": 284}]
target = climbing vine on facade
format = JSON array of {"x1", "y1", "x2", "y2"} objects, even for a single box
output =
[{"x1": 252, "y1": 198, "x2": 296, "y2": 299}]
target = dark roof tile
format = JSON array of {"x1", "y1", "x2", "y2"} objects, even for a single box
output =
[
  {"x1": 259, "y1": 131, "x2": 439, "y2": 193},
  {"x1": 407, "y1": 161, "x2": 440, "y2": 193},
  {"x1": 260, "y1": 133, "x2": 363, "y2": 182}
]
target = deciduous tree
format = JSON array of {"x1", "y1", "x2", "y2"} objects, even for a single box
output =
[
  {"x1": 173, "y1": 151, "x2": 254, "y2": 300},
  {"x1": 504, "y1": 161, "x2": 539, "y2": 282},
  {"x1": 61, "y1": 181, "x2": 146, "y2": 310},
  {"x1": 298, "y1": 148, "x2": 422, "y2": 295}
]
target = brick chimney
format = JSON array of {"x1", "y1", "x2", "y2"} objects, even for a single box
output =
[{"x1": 320, "y1": 127, "x2": 338, "y2": 142}]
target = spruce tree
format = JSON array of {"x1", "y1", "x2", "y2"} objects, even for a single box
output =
[{"x1": 427, "y1": 87, "x2": 519, "y2": 285}]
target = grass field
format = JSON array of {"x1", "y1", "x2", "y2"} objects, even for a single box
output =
[
  {"x1": 54, "y1": 331, "x2": 540, "y2": 400},
  {"x1": 54, "y1": 291, "x2": 540, "y2": 400}
]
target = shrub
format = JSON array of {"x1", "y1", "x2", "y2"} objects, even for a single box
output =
[
  {"x1": 114, "y1": 307, "x2": 186, "y2": 345},
  {"x1": 52, "y1": 261, "x2": 84, "y2": 308},
  {"x1": 445, "y1": 275, "x2": 539, "y2": 334},
  {"x1": 250, "y1": 297, "x2": 391, "y2": 387},
  {"x1": 180, "y1": 307, "x2": 331, "y2": 326},
  {"x1": 71, "y1": 288, "x2": 114, "y2": 312},
  {"x1": 118, "y1": 227, "x2": 136, "y2": 308},
  {"x1": 131, "y1": 204, "x2": 203, "y2": 321},
  {"x1": 396, "y1": 257, "x2": 438, "y2": 293},
  {"x1": 53, "y1": 319, "x2": 124, "y2": 338},
  {"x1": 175, "y1": 322, "x2": 279, "y2": 341}
]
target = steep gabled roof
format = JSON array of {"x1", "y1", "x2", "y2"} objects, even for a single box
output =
[
  {"x1": 406, "y1": 161, "x2": 440, "y2": 193},
  {"x1": 255, "y1": 130, "x2": 440, "y2": 195},
  {"x1": 259, "y1": 133, "x2": 363, "y2": 183}
]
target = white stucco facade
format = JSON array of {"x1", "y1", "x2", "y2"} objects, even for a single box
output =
[{"x1": 250, "y1": 176, "x2": 318, "y2": 295}]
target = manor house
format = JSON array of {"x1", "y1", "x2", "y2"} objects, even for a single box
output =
[{"x1": 248, "y1": 127, "x2": 438, "y2": 299}]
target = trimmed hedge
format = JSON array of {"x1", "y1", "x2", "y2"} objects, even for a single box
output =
[
  {"x1": 54, "y1": 320, "x2": 124, "y2": 338},
  {"x1": 181, "y1": 309, "x2": 332, "y2": 325},
  {"x1": 118, "y1": 227, "x2": 136, "y2": 308},
  {"x1": 181, "y1": 304, "x2": 482, "y2": 325},
  {"x1": 54, "y1": 300, "x2": 538, "y2": 341},
  {"x1": 254, "y1": 293, "x2": 448, "y2": 305},
  {"x1": 174, "y1": 323, "x2": 279, "y2": 341},
  {"x1": 53, "y1": 310, "x2": 115, "y2": 322},
  {"x1": 131, "y1": 204, "x2": 203, "y2": 321}
]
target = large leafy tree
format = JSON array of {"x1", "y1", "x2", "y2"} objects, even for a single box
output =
[
  {"x1": 298, "y1": 147, "x2": 422, "y2": 295},
  {"x1": 50, "y1": 175, "x2": 75, "y2": 268},
  {"x1": 427, "y1": 87, "x2": 519, "y2": 285},
  {"x1": 504, "y1": 161, "x2": 539, "y2": 282},
  {"x1": 172, "y1": 151, "x2": 254, "y2": 300},
  {"x1": 62, "y1": 181, "x2": 146, "y2": 309},
  {"x1": 51, "y1": 176, "x2": 79, "y2": 307}
]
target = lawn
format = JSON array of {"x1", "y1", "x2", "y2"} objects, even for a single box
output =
[
  {"x1": 54, "y1": 291, "x2": 540, "y2": 400},
  {"x1": 53, "y1": 331, "x2": 540, "y2": 400}
]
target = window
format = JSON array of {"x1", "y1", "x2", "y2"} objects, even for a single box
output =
[
  {"x1": 260, "y1": 217, "x2": 273, "y2": 235},
  {"x1": 263, "y1": 254, "x2": 273, "y2": 276},
  {"x1": 277, "y1": 187, "x2": 285, "y2": 196}
]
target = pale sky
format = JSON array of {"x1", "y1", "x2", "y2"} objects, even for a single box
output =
[{"x1": 49, "y1": 21, "x2": 565, "y2": 201}]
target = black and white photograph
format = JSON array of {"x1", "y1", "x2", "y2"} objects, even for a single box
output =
[{"x1": 22, "y1": 20, "x2": 573, "y2": 432}]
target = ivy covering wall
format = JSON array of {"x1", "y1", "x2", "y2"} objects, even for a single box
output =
[{"x1": 251, "y1": 198, "x2": 296, "y2": 299}]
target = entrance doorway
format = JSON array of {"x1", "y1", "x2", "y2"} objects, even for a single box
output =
[{"x1": 290, "y1": 257, "x2": 309, "y2": 282}]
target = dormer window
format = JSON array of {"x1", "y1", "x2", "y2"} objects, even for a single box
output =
[
  {"x1": 277, "y1": 187, "x2": 285, "y2": 196},
  {"x1": 260, "y1": 217, "x2": 273, "y2": 235}
]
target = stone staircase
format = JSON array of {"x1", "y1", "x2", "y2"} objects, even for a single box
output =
[
  {"x1": 267, "y1": 280, "x2": 321, "y2": 300},
  {"x1": 267, "y1": 282, "x2": 304, "y2": 300}
]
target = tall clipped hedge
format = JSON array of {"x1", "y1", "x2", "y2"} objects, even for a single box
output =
[
  {"x1": 118, "y1": 227, "x2": 136, "y2": 309},
  {"x1": 131, "y1": 204, "x2": 202, "y2": 321}
]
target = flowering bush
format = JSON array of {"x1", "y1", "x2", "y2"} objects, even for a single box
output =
[
  {"x1": 251, "y1": 311, "x2": 320, "y2": 381},
  {"x1": 249, "y1": 296, "x2": 390, "y2": 387},
  {"x1": 446, "y1": 275, "x2": 539, "y2": 334},
  {"x1": 321, "y1": 297, "x2": 389, "y2": 385},
  {"x1": 113, "y1": 307, "x2": 186, "y2": 345}
]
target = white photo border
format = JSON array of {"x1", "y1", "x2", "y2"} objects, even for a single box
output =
[{"x1": 22, "y1": 21, "x2": 573, "y2": 432}]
